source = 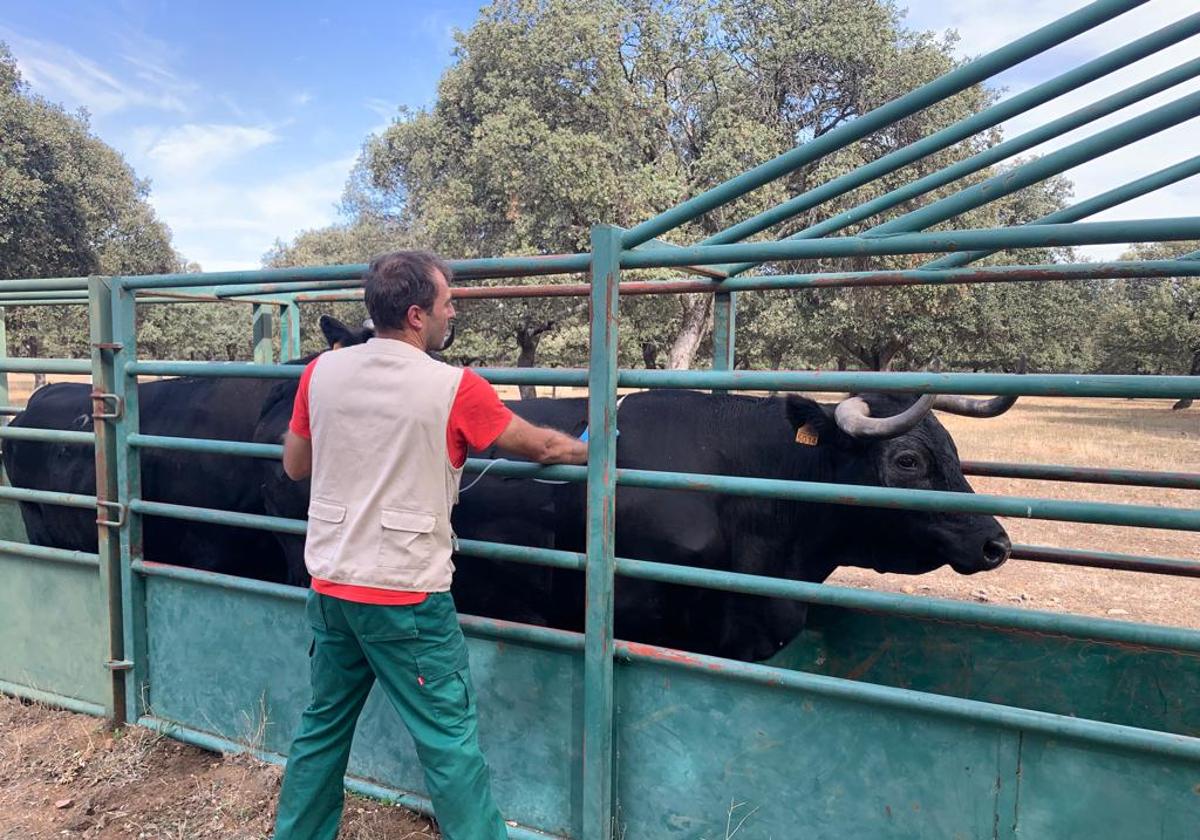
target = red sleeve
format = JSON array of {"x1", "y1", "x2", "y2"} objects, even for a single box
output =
[
  {"x1": 446, "y1": 369, "x2": 514, "y2": 468},
  {"x1": 288, "y1": 358, "x2": 320, "y2": 439}
]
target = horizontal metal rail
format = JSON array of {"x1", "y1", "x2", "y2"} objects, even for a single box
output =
[
  {"x1": 0, "y1": 406, "x2": 25, "y2": 415},
  {"x1": 128, "y1": 433, "x2": 282, "y2": 459},
  {"x1": 0, "y1": 277, "x2": 90, "y2": 293},
  {"x1": 0, "y1": 485, "x2": 97, "y2": 509},
  {"x1": 0, "y1": 358, "x2": 91, "y2": 374},
  {"x1": 962, "y1": 460, "x2": 1200, "y2": 490},
  {"x1": 130, "y1": 499, "x2": 306, "y2": 535},
  {"x1": 0, "y1": 679, "x2": 108, "y2": 718},
  {"x1": 119, "y1": 253, "x2": 592, "y2": 291},
  {"x1": 0, "y1": 538, "x2": 100, "y2": 567},
  {"x1": 127, "y1": 360, "x2": 301, "y2": 379},
  {"x1": 292, "y1": 258, "x2": 1200, "y2": 303},
  {"x1": 620, "y1": 0, "x2": 1143, "y2": 247},
  {"x1": 623, "y1": 219, "x2": 1200, "y2": 269},
  {"x1": 0, "y1": 426, "x2": 95, "y2": 445},
  {"x1": 1012, "y1": 545, "x2": 1200, "y2": 578}
]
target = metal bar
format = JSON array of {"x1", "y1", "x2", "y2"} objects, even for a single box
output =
[
  {"x1": 869, "y1": 90, "x2": 1200, "y2": 237},
  {"x1": 0, "y1": 290, "x2": 100, "y2": 302},
  {"x1": 613, "y1": 643, "x2": 1200, "y2": 762},
  {"x1": 0, "y1": 277, "x2": 90, "y2": 292},
  {"x1": 619, "y1": 0, "x2": 1146, "y2": 248},
  {"x1": 613, "y1": 556, "x2": 1200, "y2": 654},
  {"x1": 464, "y1": 457, "x2": 1200, "y2": 530},
  {"x1": 710, "y1": 21, "x2": 1200, "y2": 248},
  {"x1": 962, "y1": 460, "x2": 1200, "y2": 490},
  {"x1": 0, "y1": 485, "x2": 97, "y2": 509},
  {"x1": 0, "y1": 308, "x2": 7, "y2": 426},
  {"x1": 110, "y1": 279, "x2": 149, "y2": 722},
  {"x1": 252, "y1": 304, "x2": 274, "y2": 364},
  {"x1": 127, "y1": 360, "x2": 301, "y2": 379},
  {"x1": 0, "y1": 679, "x2": 109, "y2": 718},
  {"x1": 0, "y1": 358, "x2": 92, "y2": 374},
  {"x1": 286, "y1": 258, "x2": 1200, "y2": 302},
  {"x1": 718, "y1": 54, "x2": 1200, "y2": 277},
  {"x1": 133, "y1": 559, "x2": 303, "y2": 599},
  {"x1": 129, "y1": 499, "x2": 307, "y2": 535},
  {"x1": 924, "y1": 154, "x2": 1200, "y2": 269},
  {"x1": 128, "y1": 433, "x2": 282, "y2": 459},
  {"x1": 135, "y1": 715, "x2": 567, "y2": 840},
  {"x1": 612, "y1": 369, "x2": 1200, "y2": 398},
  {"x1": 1012, "y1": 544, "x2": 1200, "y2": 578},
  {"x1": 121, "y1": 253, "x2": 592, "y2": 291},
  {"x1": 0, "y1": 538, "x2": 99, "y2": 567},
  {"x1": 0, "y1": 426, "x2": 95, "y2": 445},
  {"x1": 711, "y1": 292, "x2": 735, "y2": 387},
  {"x1": 583, "y1": 225, "x2": 620, "y2": 840},
  {"x1": 280, "y1": 302, "x2": 302, "y2": 362},
  {"x1": 89, "y1": 276, "x2": 126, "y2": 723},
  {"x1": 624, "y1": 219, "x2": 1200, "y2": 269},
  {"x1": 0, "y1": 406, "x2": 23, "y2": 415}
]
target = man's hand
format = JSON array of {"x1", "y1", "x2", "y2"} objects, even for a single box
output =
[
  {"x1": 494, "y1": 415, "x2": 588, "y2": 465},
  {"x1": 282, "y1": 431, "x2": 313, "y2": 480}
]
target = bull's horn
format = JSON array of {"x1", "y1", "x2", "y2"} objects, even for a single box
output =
[
  {"x1": 834, "y1": 394, "x2": 935, "y2": 439},
  {"x1": 931, "y1": 358, "x2": 1025, "y2": 418}
]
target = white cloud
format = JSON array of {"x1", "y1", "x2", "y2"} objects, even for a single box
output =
[
  {"x1": 901, "y1": 1, "x2": 1200, "y2": 260},
  {"x1": 2, "y1": 27, "x2": 190, "y2": 115},
  {"x1": 292, "y1": 91, "x2": 314, "y2": 107},
  {"x1": 147, "y1": 155, "x2": 358, "y2": 270},
  {"x1": 143, "y1": 123, "x2": 279, "y2": 173}
]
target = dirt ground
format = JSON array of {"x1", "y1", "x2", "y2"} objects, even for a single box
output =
[{"x1": 0, "y1": 696, "x2": 437, "y2": 840}]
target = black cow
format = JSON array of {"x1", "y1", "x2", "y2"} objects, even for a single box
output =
[
  {"x1": 254, "y1": 331, "x2": 1012, "y2": 661},
  {"x1": 1, "y1": 316, "x2": 369, "y2": 582}
]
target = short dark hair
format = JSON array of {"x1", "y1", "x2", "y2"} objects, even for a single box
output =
[{"x1": 362, "y1": 250, "x2": 453, "y2": 331}]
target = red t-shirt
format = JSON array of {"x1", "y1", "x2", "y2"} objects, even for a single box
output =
[{"x1": 289, "y1": 358, "x2": 514, "y2": 605}]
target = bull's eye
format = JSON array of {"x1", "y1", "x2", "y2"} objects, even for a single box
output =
[{"x1": 895, "y1": 452, "x2": 922, "y2": 472}]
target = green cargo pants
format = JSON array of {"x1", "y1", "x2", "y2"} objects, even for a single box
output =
[{"x1": 273, "y1": 590, "x2": 507, "y2": 840}]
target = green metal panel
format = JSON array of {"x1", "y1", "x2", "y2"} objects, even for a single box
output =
[
  {"x1": 0, "y1": 553, "x2": 106, "y2": 710},
  {"x1": 584, "y1": 225, "x2": 622, "y2": 840},
  {"x1": 711, "y1": 291, "x2": 735, "y2": 384},
  {"x1": 139, "y1": 569, "x2": 582, "y2": 837},
  {"x1": 770, "y1": 606, "x2": 1200, "y2": 737},
  {"x1": 252, "y1": 304, "x2": 275, "y2": 364}
]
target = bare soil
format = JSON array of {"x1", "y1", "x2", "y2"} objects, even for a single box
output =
[{"x1": 0, "y1": 696, "x2": 437, "y2": 840}]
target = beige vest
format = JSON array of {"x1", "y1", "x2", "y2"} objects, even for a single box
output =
[{"x1": 304, "y1": 338, "x2": 465, "y2": 591}]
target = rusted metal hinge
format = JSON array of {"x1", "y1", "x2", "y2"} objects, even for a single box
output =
[
  {"x1": 96, "y1": 501, "x2": 126, "y2": 528},
  {"x1": 104, "y1": 659, "x2": 133, "y2": 671},
  {"x1": 91, "y1": 392, "x2": 123, "y2": 420}
]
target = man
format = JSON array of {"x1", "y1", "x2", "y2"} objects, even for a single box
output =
[{"x1": 273, "y1": 251, "x2": 588, "y2": 840}]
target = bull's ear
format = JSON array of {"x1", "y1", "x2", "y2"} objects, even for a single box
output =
[
  {"x1": 319, "y1": 316, "x2": 354, "y2": 349},
  {"x1": 783, "y1": 395, "x2": 848, "y2": 449}
]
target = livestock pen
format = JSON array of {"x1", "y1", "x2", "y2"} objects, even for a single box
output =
[{"x1": 2, "y1": 1, "x2": 1200, "y2": 837}]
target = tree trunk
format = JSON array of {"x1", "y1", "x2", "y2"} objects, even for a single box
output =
[
  {"x1": 641, "y1": 341, "x2": 659, "y2": 369},
  {"x1": 1172, "y1": 349, "x2": 1200, "y2": 410},
  {"x1": 515, "y1": 321, "x2": 554, "y2": 400},
  {"x1": 666, "y1": 293, "x2": 713, "y2": 370}
]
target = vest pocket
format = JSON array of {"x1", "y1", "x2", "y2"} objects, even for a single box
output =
[
  {"x1": 306, "y1": 500, "x2": 346, "y2": 562},
  {"x1": 379, "y1": 508, "x2": 438, "y2": 569}
]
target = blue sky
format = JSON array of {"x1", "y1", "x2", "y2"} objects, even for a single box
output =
[{"x1": 2, "y1": 0, "x2": 1196, "y2": 270}]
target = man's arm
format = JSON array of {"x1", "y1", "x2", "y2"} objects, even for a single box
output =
[
  {"x1": 493, "y1": 414, "x2": 588, "y2": 465},
  {"x1": 282, "y1": 431, "x2": 313, "y2": 480}
]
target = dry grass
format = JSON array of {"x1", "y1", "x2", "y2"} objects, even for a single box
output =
[{"x1": 0, "y1": 695, "x2": 438, "y2": 839}]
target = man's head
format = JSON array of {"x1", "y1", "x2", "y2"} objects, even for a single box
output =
[{"x1": 363, "y1": 250, "x2": 456, "y2": 352}]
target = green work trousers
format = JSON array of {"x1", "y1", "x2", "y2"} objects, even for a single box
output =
[{"x1": 273, "y1": 590, "x2": 507, "y2": 840}]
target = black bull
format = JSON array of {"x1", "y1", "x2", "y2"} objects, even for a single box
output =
[{"x1": 4, "y1": 331, "x2": 1011, "y2": 663}]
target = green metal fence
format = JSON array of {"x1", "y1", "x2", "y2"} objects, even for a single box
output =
[{"x1": 2, "y1": 0, "x2": 1200, "y2": 837}]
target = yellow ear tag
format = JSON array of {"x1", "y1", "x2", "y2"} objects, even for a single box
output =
[{"x1": 794, "y1": 423, "x2": 819, "y2": 446}]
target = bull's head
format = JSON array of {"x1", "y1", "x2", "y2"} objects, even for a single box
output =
[{"x1": 788, "y1": 389, "x2": 1014, "y2": 577}]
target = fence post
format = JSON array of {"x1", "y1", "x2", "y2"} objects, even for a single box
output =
[
  {"x1": 0, "y1": 307, "x2": 8, "y2": 418},
  {"x1": 109, "y1": 279, "x2": 149, "y2": 721},
  {"x1": 252, "y1": 303, "x2": 275, "y2": 364},
  {"x1": 712, "y1": 291, "x2": 736, "y2": 392},
  {"x1": 280, "y1": 301, "x2": 301, "y2": 362},
  {"x1": 583, "y1": 224, "x2": 621, "y2": 840}
]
